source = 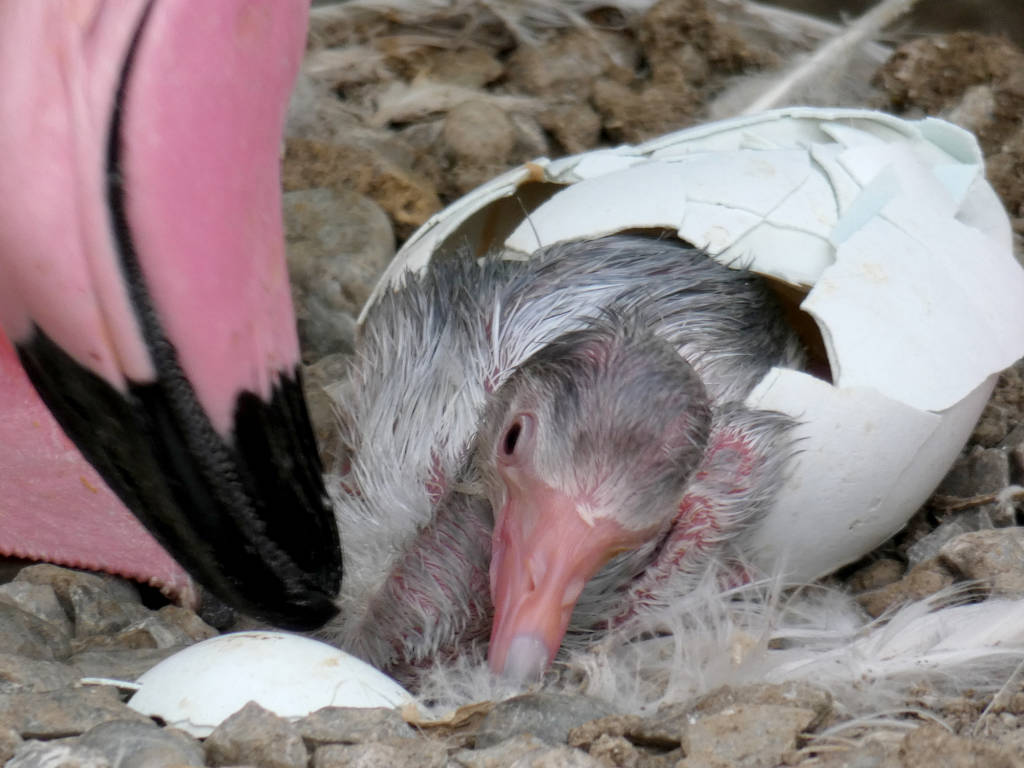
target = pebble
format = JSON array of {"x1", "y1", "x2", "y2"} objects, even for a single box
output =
[
  {"x1": 906, "y1": 519, "x2": 976, "y2": 566},
  {"x1": 204, "y1": 701, "x2": 308, "y2": 768},
  {"x1": 939, "y1": 528, "x2": 1024, "y2": 597},
  {"x1": 6, "y1": 741, "x2": 111, "y2": 768},
  {"x1": 0, "y1": 581, "x2": 72, "y2": 635},
  {"x1": 0, "y1": 602, "x2": 71, "y2": 661},
  {"x1": 441, "y1": 101, "x2": 519, "y2": 196},
  {"x1": 69, "y1": 647, "x2": 183, "y2": 682},
  {"x1": 539, "y1": 102, "x2": 603, "y2": 155},
  {"x1": 682, "y1": 703, "x2": 817, "y2": 768},
  {"x1": 583, "y1": 733, "x2": 643, "y2": 767},
  {"x1": 282, "y1": 134, "x2": 440, "y2": 240},
  {"x1": 900, "y1": 723, "x2": 1022, "y2": 768},
  {"x1": 505, "y1": 28, "x2": 631, "y2": 100},
  {"x1": 15, "y1": 564, "x2": 140, "y2": 609},
  {"x1": 0, "y1": 653, "x2": 77, "y2": 693},
  {"x1": 804, "y1": 738, "x2": 894, "y2": 768},
  {"x1": 451, "y1": 734, "x2": 552, "y2": 768},
  {"x1": 296, "y1": 706, "x2": 411, "y2": 747},
  {"x1": 474, "y1": 693, "x2": 618, "y2": 748},
  {"x1": 0, "y1": 687, "x2": 149, "y2": 740},
  {"x1": 847, "y1": 557, "x2": 905, "y2": 593},
  {"x1": 935, "y1": 445, "x2": 1011, "y2": 499},
  {"x1": 0, "y1": 726, "x2": 22, "y2": 764},
  {"x1": 312, "y1": 739, "x2": 448, "y2": 768},
  {"x1": 78, "y1": 720, "x2": 205, "y2": 768},
  {"x1": 857, "y1": 560, "x2": 956, "y2": 618},
  {"x1": 414, "y1": 47, "x2": 505, "y2": 89},
  {"x1": 570, "y1": 712, "x2": 683, "y2": 751},
  {"x1": 284, "y1": 187, "x2": 395, "y2": 360}
]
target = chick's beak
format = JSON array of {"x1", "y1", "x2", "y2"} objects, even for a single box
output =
[{"x1": 487, "y1": 479, "x2": 642, "y2": 682}]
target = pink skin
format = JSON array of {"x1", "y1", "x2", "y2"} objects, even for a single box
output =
[
  {"x1": 0, "y1": 1, "x2": 154, "y2": 390},
  {"x1": 0, "y1": 0, "x2": 307, "y2": 436},
  {"x1": 122, "y1": 1, "x2": 307, "y2": 435},
  {"x1": 0, "y1": 1, "x2": 307, "y2": 593},
  {"x1": 0, "y1": 332, "x2": 195, "y2": 604}
]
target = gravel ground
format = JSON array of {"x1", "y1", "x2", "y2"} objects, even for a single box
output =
[{"x1": 4, "y1": 1, "x2": 1024, "y2": 766}]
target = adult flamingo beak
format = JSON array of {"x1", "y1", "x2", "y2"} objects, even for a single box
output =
[{"x1": 0, "y1": 1, "x2": 341, "y2": 629}]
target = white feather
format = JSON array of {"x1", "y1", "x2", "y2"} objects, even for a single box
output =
[{"x1": 413, "y1": 573, "x2": 1024, "y2": 719}]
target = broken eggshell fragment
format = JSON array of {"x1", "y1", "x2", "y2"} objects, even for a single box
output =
[
  {"x1": 127, "y1": 631, "x2": 413, "y2": 737},
  {"x1": 365, "y1": 107, "x2": 1024, "y2": 582}
]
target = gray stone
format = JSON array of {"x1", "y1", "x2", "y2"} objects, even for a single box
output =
[
  {"x1": 906, "y1": 520, "x2": 974, "y2": 566},
  {"x1": 283, "y1": 132, "x2": 440, "y2": 240},
  {"x1": 312, "y1": 739, "x2": 448, "y2": 768},
  {"x1": 0, "y1": 725, "x2": 22, "y2": 764},
  {"x1": 204, "y1": 701, "x2": 308, "y2": 768},
  {"x1": 284, "y1": 187, "x2": 395, "y2": 360},
  {"x1": 475, "y1": 693, "x2": 618, "y2": 748},
  {"x1": 443, "y1": 100, "x2": 517, "y2": 163},
  {"x1": 442, "y1": 101, "x2": 525, "y2": 196},
  {"x1": 70, "y1": 647, "x2": 182, "y2": 682},
  {"x1": 0, "y1": 687, "x2": 149, "y2": 739},
  {"x1": 540, "y1": 102, "x2": 602, "y2": 154},
  {"x1": 304, "y1": 354, "x2": 356, "y2": 468},
  {"x1": 569, "y1": 712, "x2": 682, "y2": 751},
  {"x1": 939, "y1": 528, "x2": 1024, "y2": 596},
  {"x1": 935, "y1": 446, "x2": 1010, "y2": 498},
  {"x1": 416, "y1": 47, "x2": 504, "y2": 89},
  {"x1": 947, "y1": 85, "x2": 998, "y2": 138},
  {"x1": 6, "y1": 740, "x2": 111, "y2": 768},
  {"x1": 296, "y1": 706, "x2": 411, "y2": 747},
  {"x1": 682, "y1": 703, "x2": 817, "y2": 768},
  {"x1": 14, "y1": 566, "x2": 140, "y2": 612},
  {"x1": 802, "y1": 738, "x2": 894, "y2": 768},
  {"x1": 900, "y1": 723, "x2": 1021, "y2": 768},
  {"x1": 451, "y1": 734, "x2": 549, "y2": 768},
  {"x1": 847, "y1": 558, "x2": 905, "y2": 593},
  {"x1": 67, "y1": 585, "x2": 151, "y2": 641},
  {"x1": 77, "y1": 606, "x2": 216, "y2": 652},
  {"x1": 857, "y1": 560, "x2": 956, "y2": 618},
  {"x1": 690, "y1": 682, "x2": 832, "y2": 721},
  {"x1": 0, "y1": 601, "x2": 71, "y2": 660},
  {"x1": 583, "y1": 733, "x2": 641, "y2": 767},
  {"x1": 0, "y1": 582, "x2": 72, "y2": 635},
  {"x1": 0, "y1": 653, "x2": 76, "y2": 693},
  {"x1": 508, "y1": 112, "x2": 551, "y2": 159},
  {"x1": 506, "y1": 29, "x2": 631, "y2": 100},
  {"x1": 79, "y1": 719, "x2": 205, "y2": 768},
  {"x1": 511, "y1": 745, "x2": 603, "y2": 767}
]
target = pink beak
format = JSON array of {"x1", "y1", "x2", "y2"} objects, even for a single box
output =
[
  {"x1": 488, "y1": 475, "x2": 645, "y2": 680},
  {"x1": 0, "y1": 1, "x2": 341, "y2": 629}
]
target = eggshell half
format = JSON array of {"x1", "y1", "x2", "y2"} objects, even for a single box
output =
[
  {"x1": 127, "y1": 631, "x2": 413, "y2": 737},
  {"x1": 363, "y1": 107, "x2": 1024, "y2": 581}
]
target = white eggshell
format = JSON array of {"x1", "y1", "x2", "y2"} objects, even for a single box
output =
[
  {"x1": 363, "y1": 107, "x2": 1024, "y2": 580},
  {"x1": 127, "y1": 631, "x2": 413, "y2": 737}
]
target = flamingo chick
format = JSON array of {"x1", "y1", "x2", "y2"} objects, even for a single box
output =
[{"x1": 330, "y1": 235, "x2": 803, "y2": 681}]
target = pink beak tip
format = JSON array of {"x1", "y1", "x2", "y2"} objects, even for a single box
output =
[{"x1": 494, "y1": 633, "x2": 551, "y2": 683}]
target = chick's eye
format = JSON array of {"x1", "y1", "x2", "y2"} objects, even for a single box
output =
[{"x1": 502, "y1": 421, "x2": 522, "y2": 455}]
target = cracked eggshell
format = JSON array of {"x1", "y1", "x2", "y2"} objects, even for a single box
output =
[
  {"x1": 127, "y1": 631, "x2": 413, "y2": 738},
  {"x1": 364, "y1": 107, "x2": 1024, "y2": 581}
]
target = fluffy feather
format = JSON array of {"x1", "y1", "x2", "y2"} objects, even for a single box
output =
[{"x1": 414, "y1": 572, "x2": 1024, "y2": 719}]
